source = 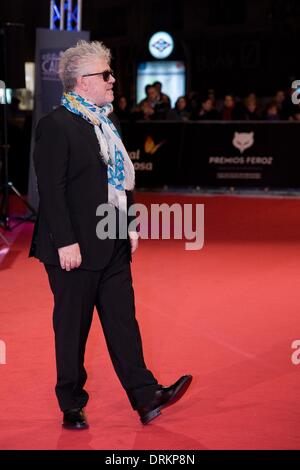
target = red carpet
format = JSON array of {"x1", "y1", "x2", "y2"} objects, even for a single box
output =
[{"x1": 0, "y1": 193, "x2": 300, "y2": 449}]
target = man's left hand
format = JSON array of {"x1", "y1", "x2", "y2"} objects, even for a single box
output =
[{"x1": 129, "y1": 231, "x2": 139, "y2": 254}]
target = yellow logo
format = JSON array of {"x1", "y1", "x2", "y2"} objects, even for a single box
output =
[{"x1": 144, "y1": 136, "x2": 165, "y2": 155}]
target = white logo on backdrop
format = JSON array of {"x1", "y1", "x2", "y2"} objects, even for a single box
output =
[
  {"x1": 41, "y1": 50, "x2": 63, "y2": 81},
  {"x1": 149, "y1": 32, "x2": 174, "y2": 59},
  {"x1": 232, "y1": 132, "x2": 254, "y2": 154}
]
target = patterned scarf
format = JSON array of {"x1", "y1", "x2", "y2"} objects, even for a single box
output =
[{"x1": 61, "y1": 92, "x2": 135, "y2": 211}]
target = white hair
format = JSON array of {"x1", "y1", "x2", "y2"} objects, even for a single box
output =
[{"x1": 58, "y1": 40, "x2": 112, "y2": 92}]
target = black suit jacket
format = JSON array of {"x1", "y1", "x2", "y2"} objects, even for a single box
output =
[{"x1": 29, "y1": 106, "x2": 134, "y2": 270}]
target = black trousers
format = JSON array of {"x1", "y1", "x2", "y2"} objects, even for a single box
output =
[{"x1": 45, "y1": 239, "x2": 159, "y2": 412}]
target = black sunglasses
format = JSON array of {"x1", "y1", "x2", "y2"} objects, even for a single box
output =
[{"x1": 82, "y1": 70, "x2": 114, "y2": 82}]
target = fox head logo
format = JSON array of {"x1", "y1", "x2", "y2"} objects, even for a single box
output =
[
  {"x1": 232, "y1": 132, "x2": 254, "y2": 154},
  {"x1": 144, "y1": 136, "x2": 165, "y2": 155}
]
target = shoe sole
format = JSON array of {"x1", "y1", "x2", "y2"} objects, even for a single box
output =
[
  {"x1": 62, "y1": 423, "x2": 89, "y2": 430},
  {"x1": 141, "y1": 375, "x2": 193, "y2": 425}
]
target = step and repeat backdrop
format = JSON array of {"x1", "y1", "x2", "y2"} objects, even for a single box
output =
[{"x1": 121, "y1": 121, "x2": 300, "y2": 188}]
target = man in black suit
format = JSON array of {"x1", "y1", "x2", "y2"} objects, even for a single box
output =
[{"x1": 30, "y1": 40, "x2": 192, "y2": 429}]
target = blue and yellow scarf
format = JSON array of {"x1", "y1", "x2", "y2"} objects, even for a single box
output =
[{"x1": 61, "y1": 92, "x2": 135, "y2": 209}]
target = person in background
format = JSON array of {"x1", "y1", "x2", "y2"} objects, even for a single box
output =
[
  {"x1": 221, "y1": 94, "x2": 233, "y2": 120},
  {"x1": 114, "y1": 95, "x2": 131, "y2": 120},
  {"x1": 134, "y1": 85, "x2": 168, "y2": 120},
  {"x1": 187, "y1": 91, "x2": 199, "y2": 119},
  {"x1": 264, "y1": 101, "x2": 280, "y2": 121},
  {"x1": 207, "y1": 88, "x2": 216, "y2": 106},
  {"x1": 167, "y1": 96, "x2": 190, "y2": 121},
  {"x1": 153, "y1": 81, "x2": 171, "y2": 108},
  {"x1": 197, "y1": 97, "x2": 220, "y2": 120},
  {"x1": 241, "y1": 96, "x2": 261, "y2": 120},
  {"x1": 274, "y1": 90, "x2": 287, "y2": 119},
  {"x1": 289, "y1": 111, "x2": 300, "y2": 121},
  {"x1": 221, "y1": 94, "x2": 243, "y2": 120}
]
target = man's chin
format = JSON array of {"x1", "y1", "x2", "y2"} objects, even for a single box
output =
[{"x1": 97, "y1": 92, "x2": 114, "y2": 106}]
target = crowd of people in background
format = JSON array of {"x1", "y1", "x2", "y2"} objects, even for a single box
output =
[{"x1": 114, "y1": 82, "x2": 300, "y2": 122}]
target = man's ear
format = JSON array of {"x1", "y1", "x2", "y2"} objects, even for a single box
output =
[{"x1": 77, "y1": 76, "x2": 88, "y2": 93}]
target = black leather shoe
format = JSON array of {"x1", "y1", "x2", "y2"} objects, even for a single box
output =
[
  {"x1": 62, "y1": 408, "x2": 89, "y2": 430},
  {"x1": 137, "y1": 375, "x2": 193, "y2": 425}
]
